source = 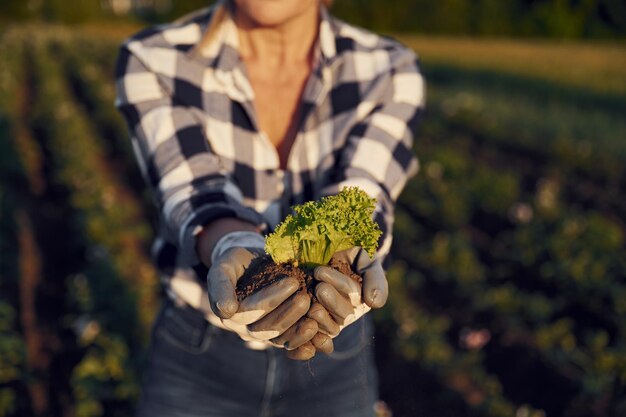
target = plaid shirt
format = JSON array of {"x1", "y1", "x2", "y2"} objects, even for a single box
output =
[{"x1": 115, "y1": 4, "x2": 424, "y2": 312}]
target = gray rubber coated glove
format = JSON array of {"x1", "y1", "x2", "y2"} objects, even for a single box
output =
[
  {"x1": 310, "y1": 247, "x2": 388, "y2": 336},
  {"x1": 207, "y1": 246, "x2": 314, "y2": 343}
]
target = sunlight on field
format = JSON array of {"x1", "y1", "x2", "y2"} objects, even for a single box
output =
[
  {"x1": 64, "y1": 22, "x2": 626, "y2": 95},
  {"x1": 77, "y1": 21, "x2": 142, "y2": 41},
  {"x1": 396, "y1": 35, "x2": 626, "y2": 95},
  {"x1": 1, "y1": 24, "x2": 625, "y2": 417}
]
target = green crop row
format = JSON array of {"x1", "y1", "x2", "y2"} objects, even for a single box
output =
[
  {"x1": 24, "y1": 32, "x2": 158, "y2": 417},
  {"x1": 1, "y1": 25, "x2": 625, "y2": 417},
  {"x1": 423, "y1": 64, "x2": 626, "y2": 179},
  {"x1": 30, "y1": 31, "x2": 159, "y2": 331},
  {"x1": 0, "y1": 31, "x2": 29, "y2": 417},
  {"x1": 54, "y1": 35, "x2": 156, "y2": 215},
  {"x1": 377, "y1": 96, "x2": 626, "y2": 416}
]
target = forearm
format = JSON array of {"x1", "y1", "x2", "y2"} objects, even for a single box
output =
[
  {"x1": 196, "y1": 218, "x2": 261, "y2": 267},
  {"x1": 116, "y1": 43, "x2": 269, "y2": 266}
]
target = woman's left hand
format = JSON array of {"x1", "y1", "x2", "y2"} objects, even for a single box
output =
[{"x1": 309, "y1": 247, "x2": 388, "y2": 335}]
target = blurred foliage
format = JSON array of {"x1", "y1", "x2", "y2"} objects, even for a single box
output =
[
  {"x1": 0, "y1": 22, "x2": 625, "y2": 417},
  {"x1": 330, "y1": 0, "x2": 626, "y2": 38},
  {"x1": 374, "y1": 56, "x2": 626, "y2": 417},
  {"x1": 1, "y1": 0, "x2": 626, "y2": 38},
  {"x1": 0, "y1": 0, "x2": 107, "y2": 24},
  {"x1": 0, "y1": 31, "x2": 30, "y2": 417},
  {"x1": 0, "y1": 27, "x2": 159, "y2": 417}
]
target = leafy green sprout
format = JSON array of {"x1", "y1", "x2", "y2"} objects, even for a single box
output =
[{"x1": 265, "y1": 187, "x2": 382, "y2": 266}]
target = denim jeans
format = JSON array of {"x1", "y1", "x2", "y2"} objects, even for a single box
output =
[{"x1": 136, "y1": 300, "x2": 379, "y2": 417}]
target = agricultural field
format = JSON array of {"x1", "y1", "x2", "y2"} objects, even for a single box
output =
[{"x1": 1, "y1": 24, "x2": 625, "y2": 417}]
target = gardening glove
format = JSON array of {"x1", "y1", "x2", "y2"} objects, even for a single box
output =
[
  {"x1": 310, "y1": 247, "x2": 388, "y2": 336},
  {"x1": 267, "y1": 316, "x2": 334, "y2": 360},
  {"x1": 283, "y1": 330, "x2": 334, "y2": 361},
  {"x1": 206, "y1": 232, "x2": 314, "y2": 344}
]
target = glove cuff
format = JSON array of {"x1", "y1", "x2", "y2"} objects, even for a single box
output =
[{"x1": 210, "y1": 231, "x2": 266, "y2": 264}]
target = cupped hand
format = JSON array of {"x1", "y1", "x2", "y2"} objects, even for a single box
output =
[
  {"x1": 207, "y1": 247, "x2": 316, "y2": 349},
  {"x1": 311, "y1": 247, "x2": 388, "y2": 334},
  {"x1": 268, "y1": 317, "x2": 334, "y2": 360}
]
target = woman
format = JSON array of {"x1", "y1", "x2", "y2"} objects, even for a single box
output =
[{"x1": 115, "y1": 0, "x2": 424, "y2": 415}]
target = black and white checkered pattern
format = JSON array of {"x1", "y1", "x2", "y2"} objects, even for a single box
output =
[{"x1": 115, "y1": 3, "x2": 425, "y2": 312}]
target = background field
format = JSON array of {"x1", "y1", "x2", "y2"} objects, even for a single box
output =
[{"x1": 1, "y1": 15, "x2": 625, "y2": 417}]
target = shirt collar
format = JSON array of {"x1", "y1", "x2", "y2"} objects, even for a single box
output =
[
  {"x1": 318, "y1": 5, "x2": 337, "y2": 64},
  {"x1": 188, "y1": 2, "x2": 336, "y2": 106},
  {"x1": 187, "y1": 1, "x2": 239, "y2": 72}
]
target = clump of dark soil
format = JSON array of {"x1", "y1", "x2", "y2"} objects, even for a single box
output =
[
  {"x1": 329, "y1": 257, "x2": 362, "y2": 284},
  {"x1": 235, "y1": 255, "x2": 312, "y2": 301},
  {"x1": 235, "y1": 255, "x2": 361, "y2": 301}
]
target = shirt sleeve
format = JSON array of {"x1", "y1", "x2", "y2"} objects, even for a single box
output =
[
  {"x1": 321, "y1": 47, "x2": 425, "y2": 261},
  {"x1": 114, "y1": 40, "x2": 266, "y2": 267}
]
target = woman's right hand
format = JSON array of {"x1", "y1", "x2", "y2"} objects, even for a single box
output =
[{"x1": 207, "y1": 246, "x2": 322, "y2": 357}]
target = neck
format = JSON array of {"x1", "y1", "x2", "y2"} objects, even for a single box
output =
[{"x1": 234, "y1": 3, "x2": 319, "y2": 67}]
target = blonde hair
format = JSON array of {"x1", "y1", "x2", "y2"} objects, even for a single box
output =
[
  {"x1": 194, "y1": 0, "x2": 333, "y2": 56},
  {"x1": 206, "y1": 2, "x2": 230, "y2": 46}
]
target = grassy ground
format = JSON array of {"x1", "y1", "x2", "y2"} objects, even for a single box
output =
[{"x1": 396, "y1": 35, "x2": 626, "y2": 95}]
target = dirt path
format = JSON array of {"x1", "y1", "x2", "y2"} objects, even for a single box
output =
[
  {"x1": 11, "y1": 45, "x2": 49, "y2": 417},
  {"x1": 16, "y1": 210, "x2": 48, "y2": 415}
]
